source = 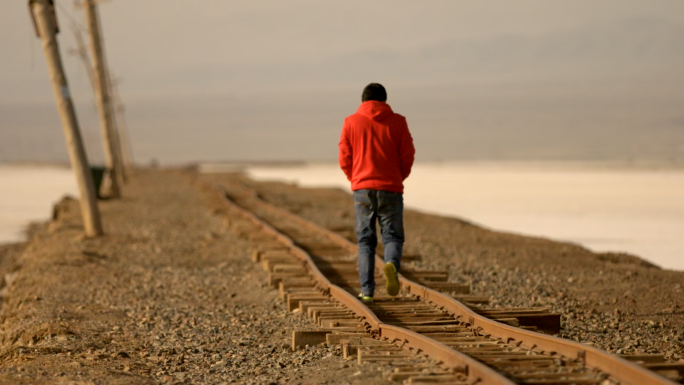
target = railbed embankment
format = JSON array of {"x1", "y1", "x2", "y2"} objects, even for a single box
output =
[{"x1": 0, "y1": 168, "x2": 681, "y2": 383}]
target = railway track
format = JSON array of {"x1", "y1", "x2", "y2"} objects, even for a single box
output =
[{"x1": 216, "y1": 182, "x2": 681, "y2": 384}]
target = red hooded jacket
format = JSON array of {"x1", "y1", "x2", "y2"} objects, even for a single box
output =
[{"x1": 339, "y1": 101, "x2": 415, "y2": 193}]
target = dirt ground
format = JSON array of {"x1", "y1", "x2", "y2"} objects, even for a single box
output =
[{"x1": 0, "y1": 168, "x2": 682, "y2": 384}]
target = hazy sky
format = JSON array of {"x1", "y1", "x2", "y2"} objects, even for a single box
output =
[
  {"x1": 2, "y1": 1, "x2": 684, "y2": 164},
  {"x1": 2, "y1": 0, "x2": 683, "y2": 102}
]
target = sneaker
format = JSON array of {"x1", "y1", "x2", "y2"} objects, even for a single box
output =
[
  {"x1": 384, "y1": 262, "x2": 400, "y2": 296},
  {"x1": 357, "y1": 293, "x2": 374, "y2": 303}
]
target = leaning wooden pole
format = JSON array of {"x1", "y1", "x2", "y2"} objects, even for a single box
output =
[
  {"x1": 28, "y1": 0, "x2": 103, "y2": 236},
  {"x1": 104, "y1": 68, "x2": 129, "y2": 181},
  {"x1": 72, "y1": 27, "x2": 132, "y2": 177},
  {"x1": 108, "y1": 74, "x2": 135, "y2": 169},
  {"x1": 83, "y1": 0, "x2": 123, "y2": 196}
]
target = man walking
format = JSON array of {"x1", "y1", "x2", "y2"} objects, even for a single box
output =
[{"x1": 338, "y1": 83, "x2": 416, "y2": 302}]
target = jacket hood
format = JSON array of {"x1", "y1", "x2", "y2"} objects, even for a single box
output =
[{"x1": 356, "y1": 101, "x2": 393, "y2": 121}]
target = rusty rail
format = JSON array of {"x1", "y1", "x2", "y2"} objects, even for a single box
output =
[
  {"x1": 219, "y1": 186, "x2": 512, "y2": 384},
  {"x1": 256, "y1": 198, "x2": 676, "y2": 384},
  {"x1": 219, "y1": 184, "x2": 677, "y2": 385}
]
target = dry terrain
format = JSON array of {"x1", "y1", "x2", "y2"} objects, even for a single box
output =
[{"x1": 0, "y1": 168, "x2": 681, "y2": 384}]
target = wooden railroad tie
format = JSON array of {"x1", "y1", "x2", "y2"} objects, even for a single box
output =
[
  {"x1": 471, "y1": 307, "x2": 561, "y2": 335},
  {"x1": 421, "y1": 282, "x2": 471, "y2": 294},
  {"x1": 402, "y1": 270, "x2": 449, "y2": 282},
  {"x1": 620, "y1": 355, "x2": 684, "y2": 383},
  {"x1": 291, "y1": 330, "x2": 328, "y2": 350}
]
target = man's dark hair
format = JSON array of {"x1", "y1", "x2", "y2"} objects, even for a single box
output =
[{"x1": 362, "y1": 83, "x2": 387, "y2": 102}]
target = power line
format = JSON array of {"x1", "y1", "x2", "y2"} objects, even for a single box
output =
[{"x1": 54, "y1": 0, "x2": 88, "y2": 33}]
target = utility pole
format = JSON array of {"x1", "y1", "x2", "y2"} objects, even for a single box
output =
[
  {"x1": 104, "y1": 67, "x2": 129, "y2": 181},
  {"x1": 70, "y1": 27, "x2": 133, "y2": 174},
  {"x1": 108, "y1": 73, "x2": 135, "y2": 168},
  {"x1": 28, "y1": 0, "x2": 103, "y2": 236},
  {"x1": 83, "y1": 0, "x2": 124, "y2": 196}
]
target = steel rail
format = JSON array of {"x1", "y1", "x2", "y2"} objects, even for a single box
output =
[
  {"x1": 219, "y1": 187, "x2": 514, "y2": 384},
  {"x1": 241, "y1": 187, "x2": 677, "y2": 385}
]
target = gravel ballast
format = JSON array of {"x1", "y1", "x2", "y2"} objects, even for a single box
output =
[{"x1": 0, "y1": 170, "x2": 391, "y2": 384}]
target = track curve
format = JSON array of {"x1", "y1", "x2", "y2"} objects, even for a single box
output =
[{"x1": 218, "y1": 182, "x2": 677, "y2": 385}]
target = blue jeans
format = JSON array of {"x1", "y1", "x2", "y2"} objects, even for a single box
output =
[{"x1": 353, "y1": 189, "x2": 404, "y2": 297}]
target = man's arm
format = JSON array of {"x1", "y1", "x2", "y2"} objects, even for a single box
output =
[
  {"x1": 399, "y1": 119, "x2": 415, "y2": 180},
  {"x1": 338, "y1": 120, "x2": 353, "y2": 181}
]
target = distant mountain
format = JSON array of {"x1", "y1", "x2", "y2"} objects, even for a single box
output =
[
  {"x1": 307, "y1": 17, "x2": 684, "y2": 86},
  {"x1": 159, "y1": 17, "x2": 684, "y2": 92}
]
